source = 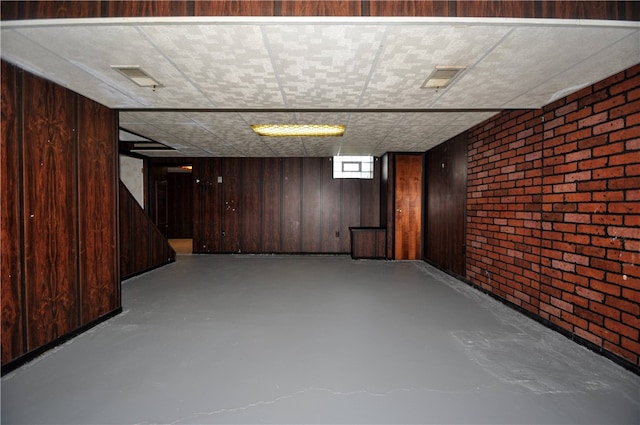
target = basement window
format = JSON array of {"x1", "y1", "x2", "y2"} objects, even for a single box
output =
[{"x1": 333, "y1": 156, "x2": 374, "y2": 179}]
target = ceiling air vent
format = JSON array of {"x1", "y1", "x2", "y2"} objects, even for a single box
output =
[
  {"x1": 421, "y1": 66, "x2": 466, "y2": 89},
  {"x1": 112, "y1": 66, "x2": 162, "y2": 87}
]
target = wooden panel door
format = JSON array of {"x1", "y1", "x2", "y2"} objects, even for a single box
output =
[{"x1": 394, "y1": 154, "x2": 423, "y2": 260}]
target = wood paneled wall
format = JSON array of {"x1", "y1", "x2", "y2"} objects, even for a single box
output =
[
  {"x1": 119, "y1": 183, "x2": 176, "y2": 280},
  {"x1": 1, "y1": 61, "x2": 121, "y2": 371},
  {"x1": 192, "y1": 157, "x2": 380, "y2": 254},
  {"x1": 424, "y1": 132, "x2": 468, "y2": 277},
  {"x1": 1, "y1": 60, "x2": 24, "y2": 366},
  {"x1": 2, "y1": 1, "x2": 637, "y2": 20}
]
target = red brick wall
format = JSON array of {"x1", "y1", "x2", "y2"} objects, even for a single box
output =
[{"x1": 466, "y1": 64, "x2": 640, "y2": 368}]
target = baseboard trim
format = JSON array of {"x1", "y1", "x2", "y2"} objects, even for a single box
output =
[
  {"x1": 1, "y1": 307, "x2": 123, "y2": 376},
  {"x1": 423, "y1": 260, "x2": 640, "y2": 376},
  {"x1": 121, "y1": 258, "x2": 175, "y2": 281}
]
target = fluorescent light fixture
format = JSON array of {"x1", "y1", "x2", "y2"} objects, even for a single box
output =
[
  {"x1": 251, "y1": 124, "x2": 345, "y2": 137},
  {"x1": 112, "y1": 65, "x2": 162, "y2": 87},
  {"x1": 333, "y1": 156, "x2": 374, "y2": 179},
  {"x1": 421, "y1": 66, "x2": 466, "y2": 89}
]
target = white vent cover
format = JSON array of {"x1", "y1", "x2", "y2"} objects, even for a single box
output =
[
  {"x1": 112, "y1": 66, "x2": 162, "y2": 87},
  {"x1": 422, "y1": 66, "x2": 466, "y2": 89}
]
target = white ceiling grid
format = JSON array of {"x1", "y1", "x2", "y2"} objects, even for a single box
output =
[{"x1": 1, "y1": 17, "x2": 638, "y2": 157}]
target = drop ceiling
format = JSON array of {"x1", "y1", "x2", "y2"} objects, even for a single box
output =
[{"x1": 1, "y1": 17, "x2": 638, "y2": 157}]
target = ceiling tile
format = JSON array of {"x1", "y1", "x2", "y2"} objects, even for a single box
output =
[
  {"x1": 264, "y1": 24, "x2": 385, "y2": 108},
  {"x1": 361, "y1": 24, "x2": 513, "y2": 109},
  {"x1": 436, "y1": 25, "x2": 639, "y2": 109},
  {"x1": 3, "y1": 18, "x2": 637, "y2": 157},
  {"x1": 140, "y1": 24, "x2": 285, "y2": 108}
]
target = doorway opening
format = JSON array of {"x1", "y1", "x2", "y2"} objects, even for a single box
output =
[{"x1": 149, "y1": 163, "x2": 194, "y2": 255}]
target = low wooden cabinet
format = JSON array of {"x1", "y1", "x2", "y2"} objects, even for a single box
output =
[{"x1": 350, "y1": 227, "x2": 386, "y2": 259}]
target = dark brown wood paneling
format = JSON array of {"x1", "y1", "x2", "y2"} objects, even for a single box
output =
[
  {"x1": 222, "y1": 158, "x2": 242, "y2": 253},
  {"x1": 425, "y1": 143, "x2": 447, "y2": 268},
  {"x1": 301, "y1": 158, "x2": 323, "y2": 252},
  {"x1": 263, "y1": 158, "x2": 282, "y2": 253},
  {"x1": 350, "y1": 227, "x2": 386, "y2": 259},
  {"x1": 424, "y1": 133, "x2": 467, "y2": 276},
  {"x1": 341, "y1": 178, "x2": 362, "y2": 253},
  {"x1": 1, "y1": 61, "x2": 25, "y2": 364},
  {"x1": 77, "y1": 96, "x2": 119, "y2": 323},
  {"x1": 394, "y1": 154, "x2": 423, "y2": 260},
  {"x1": 167, "y1": 172, "x2": 194, "y2": 239},
  {"x1": 241, "y1": 157, "x2": 263, "y2": 253},
  {"x1": 192, "y1": 158, "x2": 207, "y2": 252},
  {"x1": 194, "y1": 0, "x2": 275, "y2": 16},
  {"x1": 2, "y1": 0, "x2": 636, "y2": 20},
  {"x1": 367, "y1": 0, "x2": 635, "y2": 19},
  {"x1": 360, "y1": 158, "x2": 381, "y2": 227},
  {"x1": 456, "y1": 1, "x2": 536, "y2": 18},
  {"x1": 133, "y1": 197, "x2": 152, "y2": 272},
  {"x1": 147, "y1": 165, "x2": 168, "y2": 233},
  {"x1": 2, "y1": 65, "x2": 122, "y2": 371},
  {"x1": 22, "y1": 73, "x2": 78, "y2": 351},
  {"x1": 120, "y1": 182, "x2": 175, "y2": 280},
  {"x1": 369, "y1": 0, "x2": 451, "y2": 16},
  {"x1": 281, "y1": 158, "x2": 302, "y2": 252},
  {"x1": 381, "y1": 153, "x2": 394, "y2": 258},
  {"x1": 119, "y1": 183, "x2": 133, "y2": 278},
  {"x1": 189, "y1": 156, "x2": 382, "y2": 255},
  {"x1": 320, "y1": 158, "x2": 341, "y2": 252},
  {"x1": 151, "y1": 225, "x2": 174, "y2": 266},
  {"x1": 1, "y1": 1, "x2": 101, "y2": 20},
  {"x1": 450, "y1": 132, "x2": 467, "y2": 276},
  {"x1": 537, "y1": 1, "x2": 617, "y2": 20},
  {"x1": 106, "y1": 1, "x2": 191, "y2": 17},
  {"x1": 280, "y1": 0, "x2": 362, "y2": 16},
  {"x1": 192, "y1": 158, "x2": 221, "y2": 253}
]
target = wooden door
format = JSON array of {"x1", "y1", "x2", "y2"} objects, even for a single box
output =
[{"x1": 394, "y1": 154, "x2": 423, "y2": 259}]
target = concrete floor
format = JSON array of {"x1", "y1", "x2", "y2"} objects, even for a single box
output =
[{"x1": 2, "y1": 255, "x2": 639, "y2": 424}]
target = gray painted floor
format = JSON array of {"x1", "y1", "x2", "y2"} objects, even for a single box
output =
[{"x1": 2, "y1": 255, "x2": 639, "y2": 424}]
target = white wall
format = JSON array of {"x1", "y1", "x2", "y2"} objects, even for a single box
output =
[{"x1": 119, "y1": 155, "x2": 144, "y2": 208}]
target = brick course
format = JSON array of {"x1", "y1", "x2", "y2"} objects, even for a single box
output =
[{"x1": 466, "y1": 64, "x2": 640, "y2": 368}]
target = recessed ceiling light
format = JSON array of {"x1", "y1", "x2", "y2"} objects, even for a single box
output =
[
  {"x1": 421, "y1": 66, "x2": 466, "y2": 89},
  {"x1": 251, "y1": 124, "x2": 345, "y2": 137},
  {"x1": 112, "y1": 65, "x2": 162, "y2": 87}
]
